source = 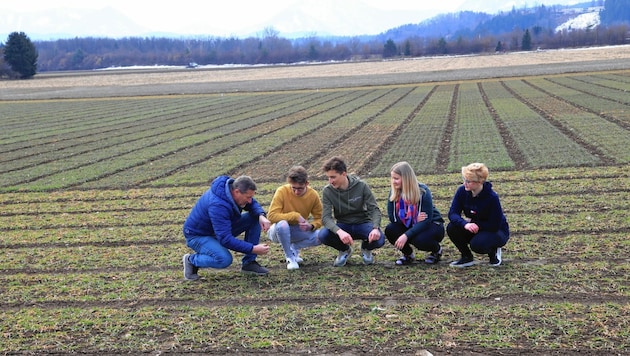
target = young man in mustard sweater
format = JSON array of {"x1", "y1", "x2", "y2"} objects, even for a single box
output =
[{"x1": 267, "y1": 165, "x2": 323, "y2": 270}]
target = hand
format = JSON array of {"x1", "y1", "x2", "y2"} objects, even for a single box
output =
[
  {"x1": 464, "y1": 222, "x2": 479, "y2": 234},
  {"x1": 417, "y1": 211, "x2": 428, "y2": 222},
  {"x1": 252, "y1": 243, "x2": 270, "y2": 255},
  {"x1": 394, "y1": 234, "x2": 408, "y2": 250},
  {"x1": 298, "y1": 216, "x2": 312, "y2": 231},
  {"x1": 259, "y1": 215, "x2": 271, "y2": 232},
  {"x1": 368, "y1": 228, "x2": 381, "y2": 243},
  {"x1": 337, "y1": 229, "x2": 352, "y2": 245}
]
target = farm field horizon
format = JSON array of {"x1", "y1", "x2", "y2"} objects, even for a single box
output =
[{"x1": 1, "y1": 51, "x2": 629, "y2": 355}]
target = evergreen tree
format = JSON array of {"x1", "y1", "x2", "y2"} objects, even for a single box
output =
[
  {"x1": 3, "y1": 32, "x2": 38, "y2": 79},
  {"x1": 403, "y1": 40, "x2": 411, "y2": 56},
  {"x1": 383, "y1": 39, "x2": 398, "y2": 58},
  {"x1": 437, "y1": 37, "x2": 448, "y2": 54},
  {"x1": 522, "y1": 29, "x2": 532, "y2": 51},
  {"x1": 495, "y1": 41, "x2": 503, "y2": 52}
]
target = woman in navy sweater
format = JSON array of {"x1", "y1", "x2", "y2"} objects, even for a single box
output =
[{"x1": 447, "y1": 163, "x2": 509, "y2": 267}]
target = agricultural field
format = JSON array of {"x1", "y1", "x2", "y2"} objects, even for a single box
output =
[{"x1": 1, "y1": 48, "x2": 630, "y2": 355}]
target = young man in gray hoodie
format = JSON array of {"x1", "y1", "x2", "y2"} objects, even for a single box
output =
[{"x1": 319, "y1": 156, "x2": 385, "y2": 266}]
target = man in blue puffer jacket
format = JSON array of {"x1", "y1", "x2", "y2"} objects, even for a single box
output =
[{"x1": 182, "y1": 175, "x2": 271, "y2": 280}]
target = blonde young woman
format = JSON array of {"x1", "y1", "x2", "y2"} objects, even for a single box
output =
[
  {"x1": 385, "y1": 162, "x2": 445, "y2": 265},
  {"x1": 447, "y1": 163, "x2": 509, "y2": 267}
]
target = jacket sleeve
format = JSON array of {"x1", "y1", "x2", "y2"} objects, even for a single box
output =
[
  {"x1": 386, "y1": 193, "x2": 395, "y2": 223},
  {"x1": 363, "y1": 183, "x2": 381, "y2": 228},
  {"x1": 248, "y1": 198, "x2": 266, "y2": 217},
  {"x1": 405, "y1": 186, "x2": 434, "y2": 238},
  {"x1": 310, "y1": 190, "x2": 323, "y2": 230},
  {"x1": 448, "y1": 185, "x2": 469, "y2": 228},
  {"x1": 210, "y1": 203, "x2": 254, "y2": 254},
  {"x1": 475, "y1": 193, "x2": 504, "y2": 232},
  {"x1": 321, "y1": 187, "x2": 339, "y2": 233}
]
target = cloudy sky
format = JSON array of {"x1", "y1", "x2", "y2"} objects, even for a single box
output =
[{"x1": 2, "y1": 0, "x2": 582, "y2": 39}]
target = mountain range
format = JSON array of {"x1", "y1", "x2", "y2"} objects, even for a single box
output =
[{"x1": 1, "y1": 0, "x2": 587, "y2": 40}]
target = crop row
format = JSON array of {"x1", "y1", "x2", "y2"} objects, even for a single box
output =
[
  {"x1": 512, "y1": 79, "x2": 630, "y2": 163},
  {"x1": 1, "y1": 161, "x2": 629, "y2": 354},
  {"x1": 2, "y1": 302, "x2": 627, "y2": 352},
  {"x1": 2, "y1": 70, "x2": 630, "y2": 192}
]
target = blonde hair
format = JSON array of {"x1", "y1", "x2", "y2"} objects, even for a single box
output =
[
  {"x1": 462, "y1": 162, "x2": 489, "y2": 183},
  {"x1": 389, "y1": 161, "x2": 423, "y2": 203}
]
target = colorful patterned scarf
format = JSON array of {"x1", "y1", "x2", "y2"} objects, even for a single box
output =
[{"x1": 396, "y1": 198, "x2": 418, "y2": 228}]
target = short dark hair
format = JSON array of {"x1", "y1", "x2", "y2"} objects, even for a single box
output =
[
  {"x1": 322, "y1": 156, "x2": 347, "y2": 174},
  {"x1": 287, "y1": 165, "x2": 308, "y2": 184},
  {"x1": 232, "y1": 175, "x2": 257, "y2": 193}
]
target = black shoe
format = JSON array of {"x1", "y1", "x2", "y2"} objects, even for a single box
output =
[
  {"x1": 425, "y1": 246, "x2": 442, "y2": 264},
  {"x1": 241, "y1": 261, "x2": 269, "y2": 276},
  {"x1": 489, "y1": 247, "x2": 502, "y2": 267},
  {"x1": 182, "y1": 254, "x2": 199, "y2": 281},
  {"x1": 449, "y1": 255, "x2": 474, "y2": 268},
  {"x1": 395, "y1": 254, "x2": 415, "y2": 265}
]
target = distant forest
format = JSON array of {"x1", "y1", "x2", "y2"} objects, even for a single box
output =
[{"x1": 20, "y1": 0, "x2": 630, "y2": 72}]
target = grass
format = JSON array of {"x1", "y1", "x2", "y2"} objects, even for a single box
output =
[{"x1": 1, "y1": 66, "x2": 630, "y2": 354}]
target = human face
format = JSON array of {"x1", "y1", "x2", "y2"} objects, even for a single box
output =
[
  {"x1": 290, "y1": 182, "x2": 308, "y2": 197},
  {"x1": 462, "y1": 176, "x2": 481, "y2": 191},
  {"x1": 326, "y1": 170, "x2": 348, "y2": 190},
  {"x1": 390, "y1": 171, "x2": 402, "y2": 191},
  {"x1": 232, "y1": 189, "x2": 255, "y2": 208}
]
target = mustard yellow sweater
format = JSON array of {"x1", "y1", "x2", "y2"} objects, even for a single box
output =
[{"x1": 268, "y1": 184, "x2": 323, "y2": 230}]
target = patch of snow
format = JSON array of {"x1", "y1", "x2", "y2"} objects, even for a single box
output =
[{"x1": 555, "y1": 11, "x2": 600, "y2": 32}]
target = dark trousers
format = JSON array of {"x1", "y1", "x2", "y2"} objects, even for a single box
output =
[
  {"x1": 319, "y1": 222, "x2": 385, "y2": 252},
  {"x1": 446, "y1": 222, "x2": 509, "y2": 257},
  {"x1": 385, "y1": 221, "x2": 444, "y2": 256}
]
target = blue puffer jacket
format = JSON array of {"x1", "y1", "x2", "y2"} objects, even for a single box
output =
[{"x1": 183, "y1": 176, "x2": 265, "y2": 254}]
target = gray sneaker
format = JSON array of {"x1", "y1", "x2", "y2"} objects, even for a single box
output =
[
  {"x1": 182, "y1": 254, "x2": 199, "y2": 281},
  {"x1": 361, "y1": 248, "x2": 374, "y2": 265},
  {"x1": 241, "y1": 261, "x2": 269, "y2": 276},
  {"x1": 333, "y1": 247, "x2": 353, "y2": 267}
]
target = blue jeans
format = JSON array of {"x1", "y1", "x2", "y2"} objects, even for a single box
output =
[
  {"x1": 319, "y1": 222, "x2": 385, "y2": 252},
  {"x1": 272, "y1": 220, "x2": 321, "y2": 259},
  {"x1": 184, "y1": 212, "x2": 261, "y2": 269}
]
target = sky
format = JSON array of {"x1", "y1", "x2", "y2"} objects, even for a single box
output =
[{"x1": 2, "y1": 0, "x2": 583, "y2": 39}]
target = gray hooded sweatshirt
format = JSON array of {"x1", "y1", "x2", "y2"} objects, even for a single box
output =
[{"x1": 321, "y1": 174, "x2": 381, "y2": 233}]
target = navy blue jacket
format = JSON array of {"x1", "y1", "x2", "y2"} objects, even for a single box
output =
[
  {"x1": 448, "y1": 181, "x2": 509, "y2": 235},
  {"x1": 183, "y1": 176, "x2": 265, "y2": 254},
  {"x1": 387, "y1": 183, "x2": 444, "y2": 239}
]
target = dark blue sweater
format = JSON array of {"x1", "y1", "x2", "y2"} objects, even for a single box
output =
[{"x1": 448, "y1": 181, "x2": 509, "y2": 235}]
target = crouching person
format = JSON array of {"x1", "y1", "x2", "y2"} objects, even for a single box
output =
[
  {"x1": 182, "y1": 175, "x2": 271, "y2": 280},
  {"x1": 267, "y1": 165, "x2": 323, "y2": 270}
]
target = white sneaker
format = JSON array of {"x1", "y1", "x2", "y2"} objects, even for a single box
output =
[
  {"x1": 286, "y1": 258, "x2": 300, "y2": 270},
  {"x1": 290, "y1": 245, "x2": 303, "y2": 263},
  {"x1": 334, "y1": 247, "x2": 353, "y2": 267},
  {"x1": 361, "y1": 248, "x2": 374, "y2": 265},
  {"x1": 267, "y1": 224, "x2": 278, "y2": 243}
]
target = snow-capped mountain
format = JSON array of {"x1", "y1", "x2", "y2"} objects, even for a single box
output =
[{"x1": 555, "y1": 11, "x2": 601, "y2": 32}]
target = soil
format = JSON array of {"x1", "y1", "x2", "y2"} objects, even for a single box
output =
[
  {"x1": 2, "y1": 45, "x2": 630, "y2": 100},
  {"x1": 2, "y1": 45, "x2": 630, "y2": 356}
]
